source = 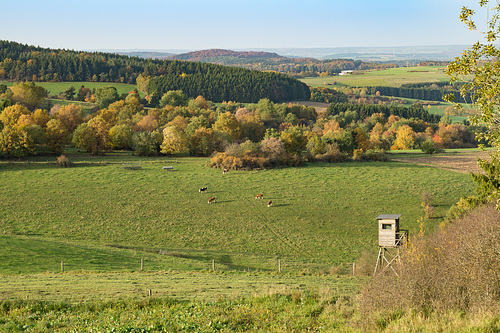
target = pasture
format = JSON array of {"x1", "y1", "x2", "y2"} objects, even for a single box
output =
[
  {"x1": 0, "y1": 152, "x2": 474, "y2": 276},
  {"x1": 0, "y1": 271, "x2": 361, "y2": 303},
  {"x1": 0, "y1": 81, "x2": 139, "y2": 97},
  {"x1": 0, "y1": 152, "x2": 485, "y2": 331},
  {"x1": 300, "y1": 66, "x2": 449, "y2": 88}
]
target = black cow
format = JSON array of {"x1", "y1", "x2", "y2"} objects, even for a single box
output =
[{"x1": 199, "y1": 187, "x2": 208, "y2": 193}]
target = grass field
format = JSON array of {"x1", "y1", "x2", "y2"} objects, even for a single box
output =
[
  {"x1": 0, "y1": 152, "x2": 474, "y2": 276},
  {"x1": 0, "y1": 271, "x2": 361, "y2": 303},
  {"x1": 300, "y1": 66, "x2": 449, "y2": 88},
  {"x1": 0, "y1": 81, "x2": 139, "y2": 97},
  {"x1": 0, "y1": 152, "x2": 486, "y2": 331}
]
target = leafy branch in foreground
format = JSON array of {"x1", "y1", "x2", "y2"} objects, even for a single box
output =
[{"x1": 446, "y1": 0, "x2": 500, "y2": 211}]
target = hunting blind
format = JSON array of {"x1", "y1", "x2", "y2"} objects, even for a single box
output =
[{"x1": 373, "y1": 214, "x2": 408, "y2": 276}]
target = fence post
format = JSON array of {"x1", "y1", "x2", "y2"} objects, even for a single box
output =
[
  {"x1": 212, "y1": 259, "x2": 215, "y2": 271},
  {"x1": 141, "y1": 258, "x2": 144, "y2": 271},
  {"x1": 353, "y1": 262, "x2": 356, "y2": 276},
  {"x1": 278, "y1": 260, "x2": 281, "y2": 273},
  {"x1": 61, "y1": 260, "x2": 64, "y2": 273}
]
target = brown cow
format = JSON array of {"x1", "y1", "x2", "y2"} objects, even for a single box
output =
[
  {"x1": 208, "y1": 196, "x2": 216, "y2": 204},
  {"x1": 267, "y1": 200, "x2": 272, "y2": 207},
  {"x1": 223, "y1": 168, "x2": 229, "y2": 174},
  {"x1": 255, "y1": 194, "x2": 264, "y2": 199}
]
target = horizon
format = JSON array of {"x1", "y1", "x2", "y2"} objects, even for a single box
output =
[{"x1": 1, "y1": 1, "x2": 487, "y2": 53}]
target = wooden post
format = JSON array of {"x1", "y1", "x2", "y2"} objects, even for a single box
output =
[
  {"x1": 61, "y1": 260, "x2": 64, "y2": 273},
  {"x1": 353, "y1": 262, "x2": 356, "y2": 276},
  {"x1": 148, "y1": 289, "x2": 152, "y2": 297},
  {"x1": 141, "y1": 258, "x2": 144, "y2": 271},
  {"x1": 212, "y1": 259, "x2": 215, "y2": 271},
  {"x1": 278, "y1": 260, "x2": 281, "y2": 273}
]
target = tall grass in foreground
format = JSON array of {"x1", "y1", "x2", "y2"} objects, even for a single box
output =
[{"x1": 1, "y1": 293, "x2": 499, "y2": 332}]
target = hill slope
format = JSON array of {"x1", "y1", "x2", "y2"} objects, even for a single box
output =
[
  {"x1": 169, "y1": 49, "x2": 285, "y2": 62},
  {"x1": 0, "y1": 154, "x2": 474, "y2": 274}
]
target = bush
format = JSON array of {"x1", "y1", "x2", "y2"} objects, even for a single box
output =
[
  {"x1": 361, "y1": 204, "x2": 500, "y2": 315},
  {"x1": 420, "y1": 137, "x2": 443, "y2": 154},
  {"x1": 56, "y1": 155, "x2": 72, "y2": 167},
  {"x1": 315, "y1": 143, "x2": 346, "y2": 163},
  {"x1": 421, "y1": 191, "x2": 435, "y2": 219},
  {"x1": 362, "y1": 149, "x2": 388, "y2": 162},
  {"x1": 208, "y1": 152, "x2": 270, "y2": 170}
]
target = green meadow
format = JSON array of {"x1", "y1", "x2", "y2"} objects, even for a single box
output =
[
  {"x1": 0, "y1": 150, "x2": 485, "y2": 331},
  {"x1": 0, "y1": 153, "x2": 474, "y2": 276},
  {"x1": 0, "y1": 81, "x2": 138, "y2": 97},
  {"x1": 300, "y1": 66, "x2": 449, "y2": 88}
]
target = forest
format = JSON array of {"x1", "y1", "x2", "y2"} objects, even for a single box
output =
[
  {"x1": 145, "y1": 61, "x2": 310, "y2": 104},
  {"x1": 0, "y1": 40, "x2": 309, "y2": 103}
]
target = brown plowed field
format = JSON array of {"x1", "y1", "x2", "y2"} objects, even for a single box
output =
[{"x1": 392, "y1": 151, "x2": 492, "y2": 174}]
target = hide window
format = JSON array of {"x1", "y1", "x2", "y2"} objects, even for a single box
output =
[{"x1": 382, "y1": 224, "x2": 392, "y2": 230}]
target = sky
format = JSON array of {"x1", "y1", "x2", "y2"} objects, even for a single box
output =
[{"x1": 1, "y1": 0, "x2": 488, "y2": 52}]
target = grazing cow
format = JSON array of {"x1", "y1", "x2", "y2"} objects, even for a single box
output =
[
  {"x1": 223, "y1": 168, "x2": 229, "y2": 174},
  {"x1": 267, "y1": 200, "x2": 272, "y2": 207},
  {"x1": 255, "y1": 194, "x2": 264, "y2": 199},
  {"x1": 208, "y1": 196, "x2": 216, "y2": 204},
  {"x1": 199, "y1": 187, "x2": 208, "y2": 193}
]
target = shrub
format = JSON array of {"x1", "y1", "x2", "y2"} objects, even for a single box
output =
[
  {"x1": 363, "y1": 149, "x2": 388, "y2": 162},
  {"x1": 361, "y1": 204, "x2": 500, "y2": 315},
  {"x1": 315, "y1": 143, "x2": 346, "y2": 163},
  {"x1": 260, "y1": 137, "x2": 286, "y2": 162},
  {"x1": 421, "y1": 191, "x2": 435, "y2": 219},
  {"x1": 56, "y1": 155, "x2": 72, "y2": 167},
  {"x1": 208, "y1": 152, "x2": 270, "y2": 170},
  {"x1": 355, "y1": 251, "x2": 377, "y2": 276},
  {"x1": 352, "y1": 148, "x2": 364, "y2": 161},
  {"x1": 420, "y1": 137, "x2": 443, "y2": 154}
]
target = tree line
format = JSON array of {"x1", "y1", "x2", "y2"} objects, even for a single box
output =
[
  {"x1": 0, "y1": 82, "x2": 482, "y2": 170},
  {"x1": 326, "y1": 102, "x2": 442, "y2": 123},
  {"x1": 369, "y1": 82, "x2": 470, "y2": 103}
]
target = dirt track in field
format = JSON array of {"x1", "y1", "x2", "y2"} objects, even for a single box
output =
[
  {"x1": 294, "y1": 101, "x2": 329, "y2": 114},
  {"x1": 391, "y1": 151, "x2": 492, "y2": 174}
]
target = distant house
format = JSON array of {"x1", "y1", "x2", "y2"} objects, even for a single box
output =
[{"x1": 339, "y1": 70, "x2": 353, "y2": 76}]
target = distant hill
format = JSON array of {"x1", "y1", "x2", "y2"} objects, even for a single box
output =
[
  {"x1": 169, "y1": 49, "x2": 285, "y2": 62},
  {"x1": 162, "y1": 48, "x2": 398, "y2": 77}
]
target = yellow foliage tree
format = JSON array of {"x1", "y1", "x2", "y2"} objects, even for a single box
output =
[
  {"x1": 0, "y1": 126, "x2": 32, "y2": 156},
  {"x1": 168, "y1": 116, "x2": 189, "y2": 131},
  {"x1": 0, "y1": 104, "x2": 31, "y2": 128},
  {"x1": 32, "y1": 109, "x2": 50, "y2": 127},
  {"x1": 213, "y1": 112, "x2": 241, "y2": 141},
  {"x1": 46, "y1": 119, "x2": 69, "y2": 153},
  {"x1": 136, "y1": 115, "x2": 158, "y2": 132},
  {"x1": 391, "y1": 125, "x2": 416, "y2": 150},
  {"x1": 9, "y1": 81, "x2": 47, "y2": 110},
  {"x1": 56, "y1": 104, "x2": 84, "y2": 133},
  {"x1": 160, "y1": 126, "x2": 189, "y2": 155}
]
